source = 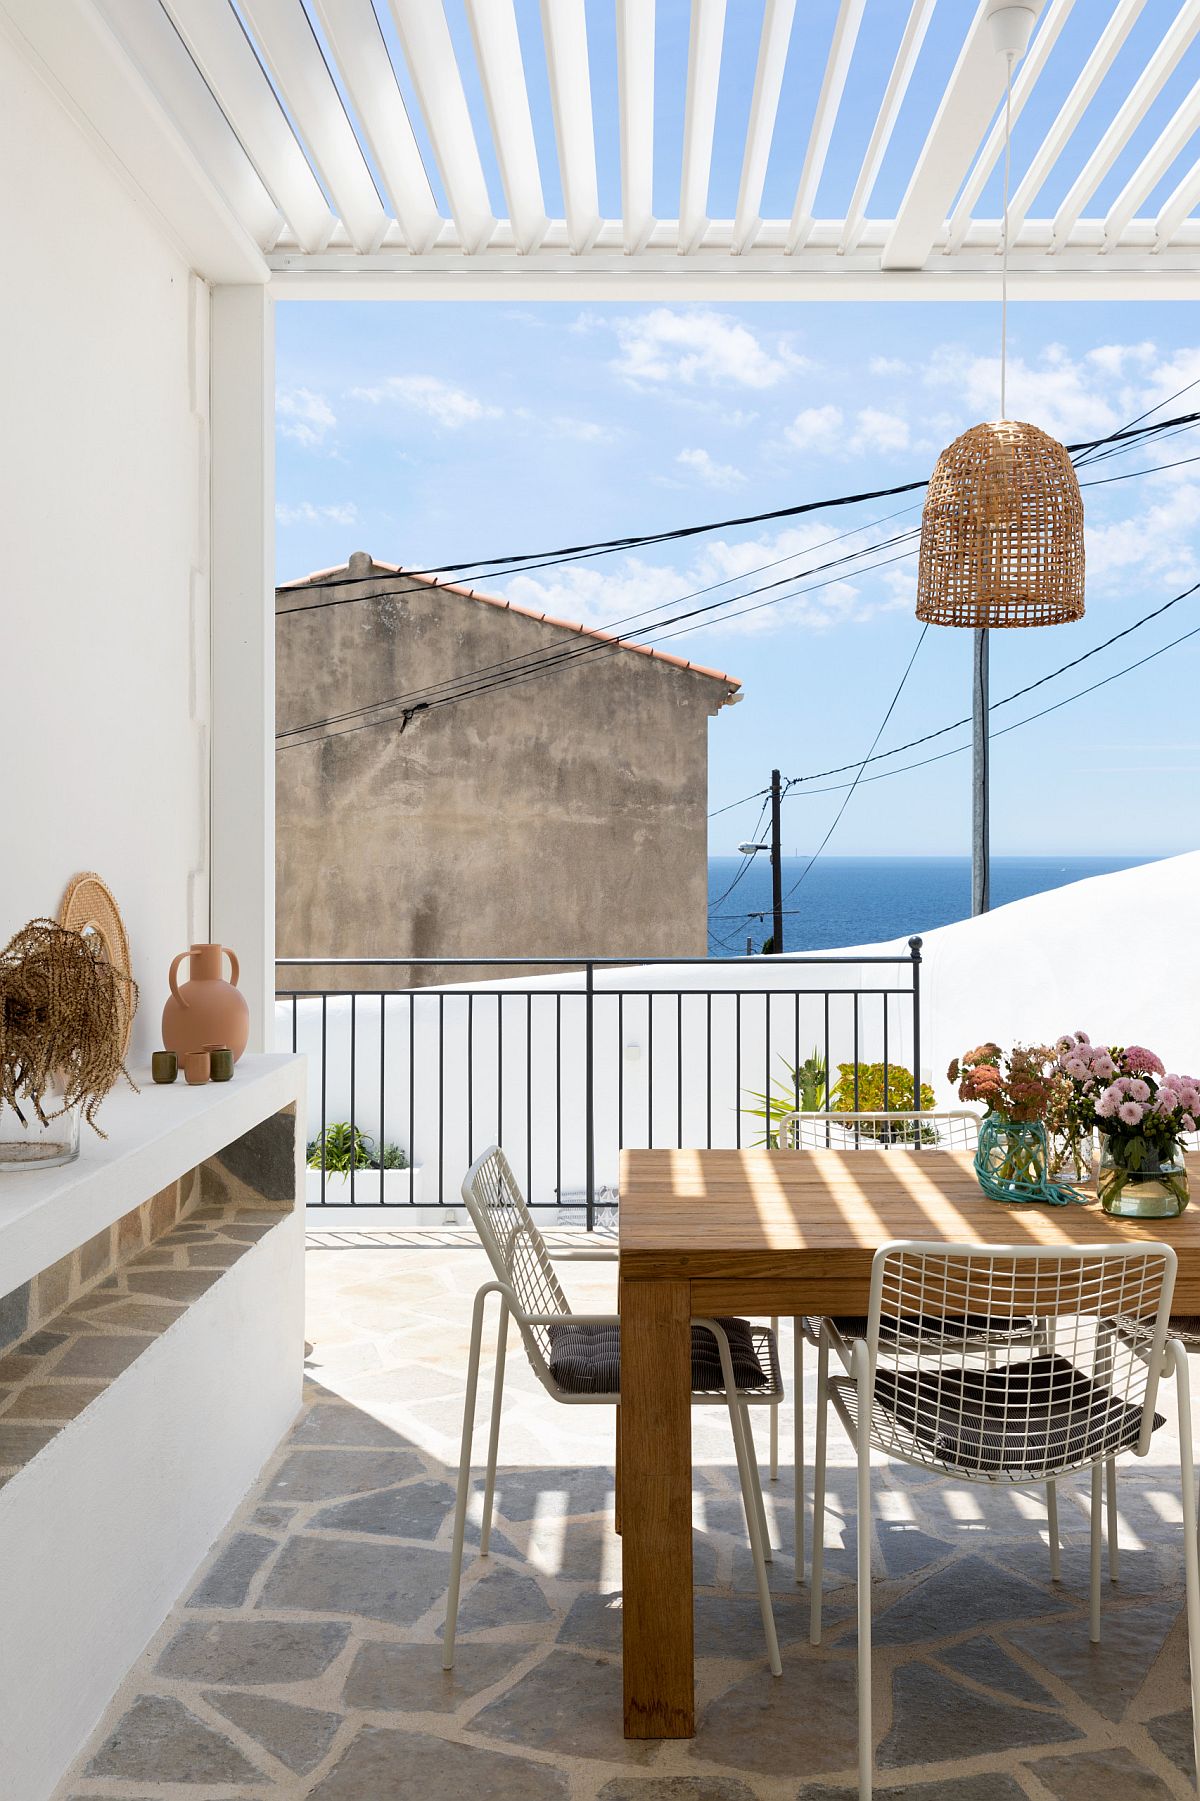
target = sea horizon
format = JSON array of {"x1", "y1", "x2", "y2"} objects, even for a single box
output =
[{"x1": 707, "y1": 852, "x2": 1165, "y2": 958}]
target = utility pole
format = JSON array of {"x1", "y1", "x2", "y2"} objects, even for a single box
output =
[
  {"x1": 972, "y1": 630, "x2": 990, "y2": 915},
  {"x1": 770, "y1": 768, "x2": 784, "y2": 955}
]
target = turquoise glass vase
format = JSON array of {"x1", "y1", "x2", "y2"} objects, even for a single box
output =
[{"x1": 974, "y1": 1112, "x2": 1052, "y2": 1204}]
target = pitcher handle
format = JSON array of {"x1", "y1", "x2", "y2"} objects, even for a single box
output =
[
  {"x1": 169, "y1": 951, "x2": 190, "y2": 1008},
  {"x1": 224, "y1": 947, "x2": 240, "y2": 987}
]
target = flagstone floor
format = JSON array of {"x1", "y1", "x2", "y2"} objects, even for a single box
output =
[{"x1": 55, "y1": 1232, "x2": 1200, "y2": 1799}]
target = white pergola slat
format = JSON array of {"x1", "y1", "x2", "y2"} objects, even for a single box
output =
[
  {"x1": 464, "y1": 0, "x2": 548, "y2": 255},
  {"x1": 617, "y1": 0, "x2": 657, "y2": 254},
  {"x1": 157, "y1": 0, "x2": 336, "y2": 254},
  {"x1": 42, "y1": 0, "x2": 1200, "y2": 295},
  {"x1": 238, "y1": 0, "x2": 388, "y2": 254},
  {"x1": 944, "y1": 0, "x2": 1076, "y2": 255},
  {"x1": 306, "y1": 0, "x2": 440, "y2": 253},
  {"x1": 788, "y1": 0, "x2": 866, "y2": 253},
  {"x1": 679, "y1": 0, "x2": 726, "y2": 255},
  {"x1": 540, "y1": 0, "x2": 601, "y2": 254},
  {"x1": 1005, "y1": 0, "x2": 1148, "y2": 246},
  {"x1": 733, "y1": 0, "x2": 796, "y2": 256},
  {"x1": 1050, "y1": 0, "x2": 1200, "y2": 250},
  {"x1": 840, "y1": 0, "x2": 937, "y2": 255},
  {"x1": 386, "y1": 0, "x2": 494, "y2": 254}
]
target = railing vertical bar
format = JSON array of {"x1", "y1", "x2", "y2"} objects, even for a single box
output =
[
  {"x1": 794, "y1": 989, "x2": 801, "y2": 1111},
  {"x1": 764, "y1": 983, "x2": 772, "y2": 1145},
  {"x1": 647, "y1": 993, "x2": 654, "y2": 1151},
  {"x1": 676, "y1": 991, "x2": 683, "y2": 1150},
  {"x1": 853, "y1": 993, "x2": 860, "y2": 1121},
  {"x1": 526, "y1": 993, "x2": 533, "y2": 1201},
  {"x1": 618, "y1": 991, "x2": 625, "y2": 1156},
  {"x1": 407, "y1": 988, "x2": 415, "y2": 1205},
  {"x1": 910, "y1": 936, "x2": 923, "y2": 1139},
  {"x1": 438, "y1": 992, "x2": 445, "y2": 1211},
  {"x1": 706, "y1": 992, "x2": 712, "y2": 1149},
  {"x1": 823, "y1": 991, "x2": 831, "y2": 1148},
  {"x1": 379, "y1": 992, "x2": 386, "y2": 1205},
  {"x1": 320, "y1": 993, "x2": 327, "y2": 1206},
  {"x1": 585, "y1": 962, "x2": 595, "y2": 1232},
  {"x1": 497, "y1": 993, "x2": 504, "y2": 1155},
  {"x1": 467, "y1": 993, "x2": 474, "y2": 1167},
  {"x1": 555, "y1": 993, "x2": 562, "y2": 1209},
  {"x1": 291, "y1": 994, "x2": 297, "y2": 1054},
  {"x1": 883, "y1": 993, "x2": 890, "y2": 1116},
  {"x1": 735, "y1": 993, "x2": 742, "y2": 1150},
  {"x1": 349, "y1": 991, "x2": 357, "y2": 1205}
]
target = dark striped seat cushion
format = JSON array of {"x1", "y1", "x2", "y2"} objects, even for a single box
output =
[
  {"x1": 853, "y1": 1354, "x2": 1163, "y2": 1475},
  {"x1": 546, "y1": 1317, "x2": 770, "y2": 1396}
]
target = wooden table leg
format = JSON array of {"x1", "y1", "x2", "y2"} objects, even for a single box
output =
[
  {"x1": 620, "y1": 1273, "x2": 694, "y2": 1738},
  {"x1": 614, "y1": 1404, "x2": 622, "y2": 1536}
]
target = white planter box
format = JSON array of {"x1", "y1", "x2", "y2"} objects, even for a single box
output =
[{"x1": 305, "y1": 1165, "x2": 423, "y2": 1208}]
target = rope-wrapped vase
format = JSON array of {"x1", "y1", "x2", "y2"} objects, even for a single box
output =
[{"x1": 917, "y1": 420, "x2": 1085, "y2": 629}]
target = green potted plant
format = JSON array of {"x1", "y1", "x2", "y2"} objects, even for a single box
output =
[{"x1": 305, "y1": 1122, "x2": 421, "y2": 1206}]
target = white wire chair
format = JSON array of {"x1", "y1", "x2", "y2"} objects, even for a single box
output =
[
  {"x1": 772, "y1": 1110, "x2": 1015, "y2": 1582},
  {"x1": 809, "y1": 1239, "x2": 1199, "y2": 1801},
  {"x1": 444, "y1": 1145, "x2": 786, "y2": 1675}
]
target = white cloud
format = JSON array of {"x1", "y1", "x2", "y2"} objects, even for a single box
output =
[
  {"x1": 869, "y1": 355, "x2": 909, "y2": 376},
  {"x1": 849, "y1": 408, "x2": 911, "y2": 455},
  {"x1": 926, "y1": 344, "x2": 1120, "y2": 441},
  {"x1": 277, "y1": 387, "x2": 336, "y2": 448},
  {"x1": 609, "y1": 309, "x2": 808, "y2": 390},
  {"x1": 351, "y1": 374, "x2": 502, "y2": 429},
  {"x1": 276, "y1": 501, "x2": 359, "y2": 526},
  {"x1": 785, "y1": 405, "x2": 845, "y2": 454},
  {"x1": 551, "y1": 415, "x2": 614, "y2": 443},
  {"x1": 677, "y1": 447, "x2": 747, "y2": 489}
]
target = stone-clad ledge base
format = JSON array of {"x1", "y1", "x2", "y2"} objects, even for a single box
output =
[{"x1": 52, "y1": 1242, "x2": 1200, "y2": 1801}]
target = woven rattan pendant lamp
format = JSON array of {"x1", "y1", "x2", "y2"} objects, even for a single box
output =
[{"x1": 915, "y1": 2, "x2": 1084, "y2": 913}]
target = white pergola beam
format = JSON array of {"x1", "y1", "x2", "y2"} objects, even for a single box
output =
[
  {"x1": 1052, "y1": 0, "x2": 1200, "y2": 248},
  {"x1": 464, "y1": 0, "x2": 548, "y2": 254},
  {"x1": 733, "y1": 0, "x2": 797, "y2": 255},
  {"x1": 1105, "y1": 70, "x2": 1200, "y2": 248},
  {"x1": 617, "y1": 0, "x2": 656, "y2": 254},
  {"x1": 238, "y1": 0, "x2": 388, "y2": 253},
  {"x1": 95, "y1": 0, "x2": 283, "y2": 250},
  {"x1": 841, "y1": 0, "x2": 936, "y2": 254},
  {"x1": 788, "y1": 0, "x2": 866, "y2": 252},
  {"x1": 944, "y1": 0, "x2": 1075, "y2": 253},
  {"x1": 158, "y1": 0, "x2": 335, "y2": 254},
  {"x1": 1006, "y1": 0, "x2": 1147, "y2": 244},
  {"x1": 387, "y1": 0, "x2": 495, "y2": 254},
  {"x1": 540, "y1": 0, "x2": 600, "y2": 253},
  {"x1": 309, "y1": 0, "x2": 441, "y2": 254},
  {"x1": 882, "y1": 0, "x2": 1045, "y2": 270},
  {"x1": 0, "y1": 0, "x2": 269, "y2": 281},
  {"x1": 679, "y1": 0, "x2": 726, "y2": 255}
]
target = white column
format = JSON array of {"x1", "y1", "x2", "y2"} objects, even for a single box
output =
[{"x1": 210, "y1": 285, "x2": 274, "y2": 1049}]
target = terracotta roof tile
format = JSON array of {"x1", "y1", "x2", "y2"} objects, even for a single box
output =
[{"x1": 277, "y1": 557, "x2": 742, "y2": 698}]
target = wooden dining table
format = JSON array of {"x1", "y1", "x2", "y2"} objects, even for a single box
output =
[{"x1": 617, "y1": 1144, "x2": 1200, "y2": 1740}]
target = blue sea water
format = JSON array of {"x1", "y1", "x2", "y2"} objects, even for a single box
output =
[{"x1": 707, "y1": 855, "x2": 1156, "y2": 957}]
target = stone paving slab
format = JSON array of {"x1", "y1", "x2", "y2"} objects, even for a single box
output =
[{"x1": 51, "y1": 1242, "x2": 1200, "y2": 1801}]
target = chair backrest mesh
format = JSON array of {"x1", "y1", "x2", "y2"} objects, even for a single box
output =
[
  {"x1": 461, "y1": 1145, "x2": 570, "y2": 1373},
  {"x1": 780, "y1": 1110, "x2": 980, "y2": 1151},
  {"x1": 864, "y1": 1240, "x2": 1176, "y2": 1481}
]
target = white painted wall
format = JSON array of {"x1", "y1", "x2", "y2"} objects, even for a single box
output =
[
  {"x1": 281, "y1": 853, "x2": 1200, "y2": 1208},
  {"x1": 0, "y1": 31, "x2": 209, "y2": 1060}
]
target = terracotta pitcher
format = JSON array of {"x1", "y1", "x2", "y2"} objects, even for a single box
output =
[{"x1": 161, "y1": 944, "x2": 249, "y2": 1064}]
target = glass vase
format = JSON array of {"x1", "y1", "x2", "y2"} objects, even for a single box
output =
[
  {"x1": 1047, "y1": 1123, "x2": 1095, "y2": 1188},
  {"x1": 0, "y1": 1093, "x2": 81, "y2": 1171},
  {"x1": 1098, "y1": 1138, "x2": 1189, "y2": 1219},
  {"x1": 975, "y1": 1111, "x2": 1049, "y2": 1201}
]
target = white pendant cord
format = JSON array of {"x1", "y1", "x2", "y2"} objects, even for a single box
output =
[{"x1": 994, "y1": 49, "x2": 1001, "y2": 421}]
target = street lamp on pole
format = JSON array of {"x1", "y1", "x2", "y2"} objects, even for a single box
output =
[{"x1": 736, "y1": 769, "x2": 784, "y2": 954}]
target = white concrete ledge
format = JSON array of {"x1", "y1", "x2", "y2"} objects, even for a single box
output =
[{"x1": 0, "y1": 1053, "x2": 302, "y2": 1296}]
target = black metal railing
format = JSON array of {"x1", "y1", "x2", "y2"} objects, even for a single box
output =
[{"x1": 278, "y1": 941, "x2": 923, "y2": 1225}]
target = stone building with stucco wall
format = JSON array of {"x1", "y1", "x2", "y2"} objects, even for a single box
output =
[{"x1": 276, "y1": 552, "x2": 742, "y2": 990}]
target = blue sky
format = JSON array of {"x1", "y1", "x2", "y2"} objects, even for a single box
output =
[{"x1": 274, "y1": 0, "x2": 1200, "y2": 862}]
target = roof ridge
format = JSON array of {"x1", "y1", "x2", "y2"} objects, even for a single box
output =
[{"x1": 276, "y1": 557, "x2": 742, "y2": 693}]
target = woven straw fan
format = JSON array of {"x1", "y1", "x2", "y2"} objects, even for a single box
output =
[{"x1": 59, "y1": 873, "x2": 136, "y2": 1059}]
